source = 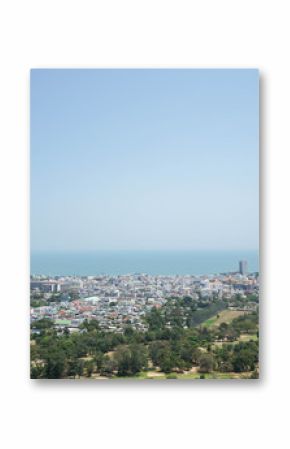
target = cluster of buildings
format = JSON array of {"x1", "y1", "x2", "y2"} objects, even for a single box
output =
[{"x1": 30, "y1": 261, "x2": 259, "y2": 334}]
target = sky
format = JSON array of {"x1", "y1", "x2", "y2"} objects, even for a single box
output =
[{"x1": 31, "y1": 69, "x2": 259, "y2": 252}]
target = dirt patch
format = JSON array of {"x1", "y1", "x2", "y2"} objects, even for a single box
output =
[{"x1": 147, "y1": 371, "x2": 165, "y2": 378}]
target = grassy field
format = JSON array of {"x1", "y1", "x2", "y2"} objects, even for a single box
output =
[
  {"x1": 202, "y1": 309, "x2": 247, "y2": 328},
  {"x1": 112, "y1": 371, "x2": 166, "y2": 380},
  {"x1": 239, "y1": 333, "x2": 258, "y2": 342},
  {"x1": 106, "y1": 370, "x2": 253, "y2": 380},
  {"x1": 176, "y1": 371, "x2": 251, "y2": 379}
]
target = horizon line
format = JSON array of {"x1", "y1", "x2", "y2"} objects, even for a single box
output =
[{"x1": 31, "y1": 248, "x2": 259, "y2": 253}]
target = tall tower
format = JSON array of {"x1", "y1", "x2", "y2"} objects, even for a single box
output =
[{"x1": 239, "y1": 260, "x2": 248, "y2": 275}]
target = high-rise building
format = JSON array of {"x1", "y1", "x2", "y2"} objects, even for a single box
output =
[{"x1": 239, "y1": 260, "x2": 248, "y2": 275}]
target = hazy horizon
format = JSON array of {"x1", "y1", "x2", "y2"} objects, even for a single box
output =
[
  {"x1": 31, "y1": 249, "x2": 259, "y2": 276},
  {"x1": 31, "y1": 69, "x2": 259, "y2": 252},
  {"x1": 31, "y1": 248, "x2": 259, "y2": 253}
]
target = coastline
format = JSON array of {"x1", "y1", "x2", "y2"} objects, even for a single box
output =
[{"x1": 30, "y1": 249, "x2": 259, "y2": 277}]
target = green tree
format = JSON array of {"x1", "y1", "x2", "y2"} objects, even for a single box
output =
[
  {"x1": 149, "y1": 341, "x2": 168, "y2": 367},
  {"x1": 199, "y1": 354, "x2": 214, "y2": 373},
  {"x1": 146, "y1": 307, "x2": 165, "y2": 331},
  {"x1": 130, "y1": 344, "x2": 148, "y2": 374},
  {"x1": 158, "y1": 347, "x2": 176, "y2": 373},
  {"x1": 114, "y1": 344, "x2": 148, "y2": 376},
  {"x1": 85, "y1": 360, "x2": 95, "y2": 377},
  {"x1": 114, "y1": 346, "x2": 131, "y2": 376},
  {"x1": 99, "y1": 356, "x2": 116, "y2": 377},
  {"x1": 45, "y1": 353, "x2": 67, "y2": 379},
  {"x1": 75, "y1": 359, "x2": 84, "y2": 378},
  {"x1": 30, "y1": 364, "x2": 45, "y2": 379},
  {"x1": 192, "y1": 347, "x2": 202, "y2": 365}
]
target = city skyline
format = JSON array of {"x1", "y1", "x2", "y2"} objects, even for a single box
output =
[{"x1": 31, "y1": 69, "x2": 259, "y2": 252}]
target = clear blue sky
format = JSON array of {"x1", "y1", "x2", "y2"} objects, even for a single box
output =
[{"x1": 31, "y1": 69, "x2": 259, "y2": 252}]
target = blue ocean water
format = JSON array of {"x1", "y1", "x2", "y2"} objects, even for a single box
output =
[{"x1": 30, "y1": 250, "x2": 259, "y2": 276}]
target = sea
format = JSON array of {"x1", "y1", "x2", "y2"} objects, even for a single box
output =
[{"x1": 30, "y1": 250, "x2": 259, "y2": 277}]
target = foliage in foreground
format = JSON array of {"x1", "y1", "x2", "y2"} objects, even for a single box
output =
[{"x1": 31, "y1": 298, "x2": 259, "y2": 379}]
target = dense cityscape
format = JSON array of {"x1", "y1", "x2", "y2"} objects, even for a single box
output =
[{"x1": 31, "y1": 261, "x2": 258, "y2": 335}]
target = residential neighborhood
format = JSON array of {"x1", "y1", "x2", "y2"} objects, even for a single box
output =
[{"x1": 31, "y1": 269, "x2": 259, "y2": 335}]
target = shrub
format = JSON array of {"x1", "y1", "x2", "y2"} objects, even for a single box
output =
[{"x1": 166, "y1": 373, "x2": 178, "y2": 379}]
